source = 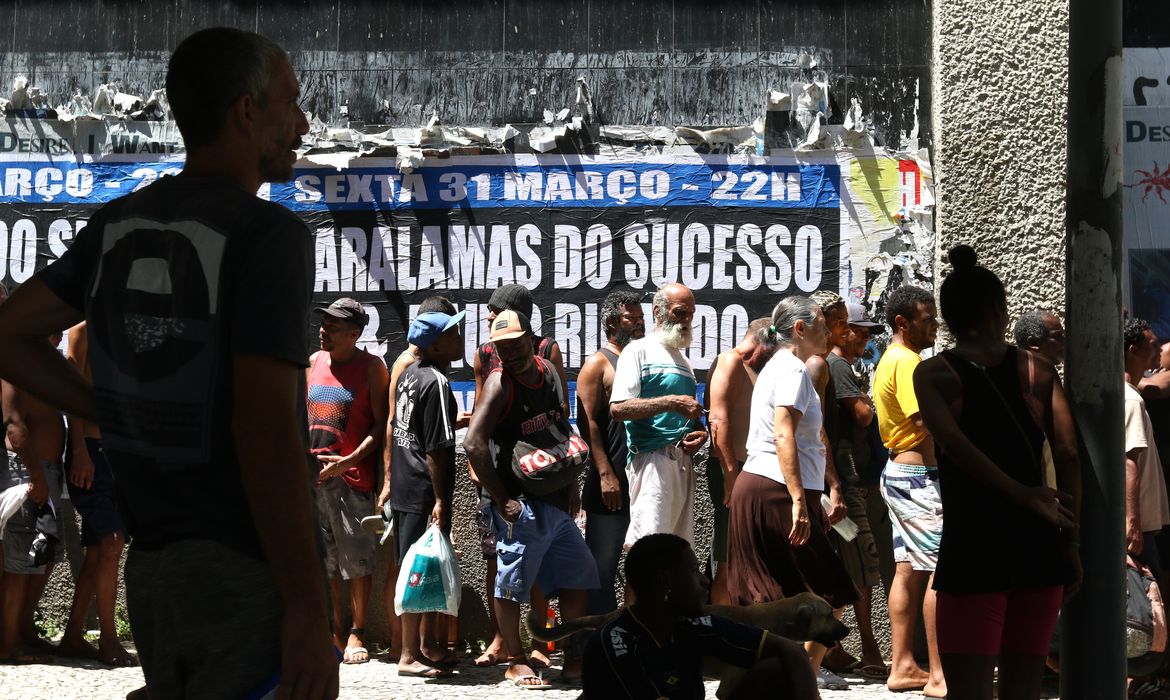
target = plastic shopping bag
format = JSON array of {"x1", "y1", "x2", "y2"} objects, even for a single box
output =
[
  {"x1": 0, "y1": 483, "x2": 28, "y2": 538},
  {"x1": 394, "y1": 524, "x2": 461, "y2": 616}
]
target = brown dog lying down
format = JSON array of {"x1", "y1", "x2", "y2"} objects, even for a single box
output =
[{"x1": 528, "y1": 591, "x2": 850, "y2": 698}]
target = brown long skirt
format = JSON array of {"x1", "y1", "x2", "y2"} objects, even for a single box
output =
[{"x1": 726, "y1": 471, "x2": 859, "y2": 609}]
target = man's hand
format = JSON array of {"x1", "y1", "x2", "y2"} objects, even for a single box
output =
[
  {"x1": 826, "y1": 485, "x2": 848, "y2": 525},
  {"x1": 569, "y1": 488, "x2": 582, "y2": 519},
  {"x1": 671, "y1": 395, "x2": 703, "y2": 421},
  {"x1": 680, "y1": 429, "x2": 707, "y2": 455},
  {"x1": 68, "y1": 448, "x2": 95, "y2": 490},
  {"x1": 430, "y1": 499, "x2": 449, "y2": 531},
  {"x1": 376, "y1": 483, "x2": 391, "y2": 511},
  {"x1": 599, "y1": 469, "x2": 623, "y2": 511},
  {"x1": 276, "y1": 610, "x2": 340, "y2": 700},
  {"x1": 498, "y1": 498, "x2": 522, "y2": 523},
  {"x1": 27, "y1": 476, "x2": 48, "y2": 506},
  {"x1": 788, "y1": 498, "x2": 810, "y2": 546},
  {"x1": 455, "y1": 411, "x2": 472, "y2": 431},
  {"x1": 315, "y1": 454, "x2": 348, "y2": 484},
  {"x1": 722, "y1": 467, "x2": 738, "y2": 507},
  {"x1": 1127, "y1": 516, "x2": 1144, "y2": 556}
]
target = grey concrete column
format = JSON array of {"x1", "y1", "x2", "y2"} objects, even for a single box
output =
[{"x1": 1062, "y1": 0, "x2": 1127, "y2": 697}]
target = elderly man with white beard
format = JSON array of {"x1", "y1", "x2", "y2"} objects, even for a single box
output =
[{"x1": 610, "y1": 283, "x2": 707, "y2": 549}]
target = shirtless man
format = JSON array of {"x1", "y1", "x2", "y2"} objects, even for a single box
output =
[
  {"x1": 578, "y1": 291, "x2": 645, "y2": 614},
  {"x1": 1, "y1": 331, "x2": 66, "y2": 664},
  {"x1": 57, "y1": 322, "x2": 134, "y2": 666},
  {"x1": 704, "y1": 317, "x2": 777, "y2": 605}
]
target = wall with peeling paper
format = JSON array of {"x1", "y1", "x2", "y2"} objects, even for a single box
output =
[{"x1": 0, "y1": 0, "x2": 931, "y2": 148}]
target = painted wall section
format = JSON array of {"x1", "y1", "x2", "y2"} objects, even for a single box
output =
[{"x1": 931, "y1": 1, "x2": 1069, "y2": 318}]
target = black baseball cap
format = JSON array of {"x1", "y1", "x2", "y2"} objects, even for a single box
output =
[{"x1": 314, "y1": 298, "x2": 369, "y2": 327}]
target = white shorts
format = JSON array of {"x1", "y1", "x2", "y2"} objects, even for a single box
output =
[{"x1": 624, "y1": 444, "x2": 695, "y2": 548}]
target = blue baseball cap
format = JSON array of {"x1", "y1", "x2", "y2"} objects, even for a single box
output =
[{"x1": 408, "y1": 310, "x2": 465, "y2": 349}]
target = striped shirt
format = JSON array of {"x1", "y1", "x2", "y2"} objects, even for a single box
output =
[{"x1": 610, "y1": 334, "x2": 698, "y2": 455}]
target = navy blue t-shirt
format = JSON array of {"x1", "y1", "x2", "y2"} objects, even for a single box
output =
[
  {"x1": 582, "y1": 609, "x2": 765, "y2": 700},
  {"x1": 38, "y1": 174, "x2": 314, "y2": 558}
]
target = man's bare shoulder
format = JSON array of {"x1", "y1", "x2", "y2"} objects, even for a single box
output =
[
  {"x1": 391, "y1": 350, "x2": 417, "y2": 374},
  {"x1": 583, "y1": 348, "x2": 614, "y2": 369},
  {"x1": 713, "y1": 349, "x2": 750, "y2": 378}
]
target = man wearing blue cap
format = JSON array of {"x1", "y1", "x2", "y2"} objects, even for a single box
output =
[{"x1": 390, "y1": 308, "x2": 465, "y2": 678}]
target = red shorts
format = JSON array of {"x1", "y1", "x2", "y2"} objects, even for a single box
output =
[{"x1": 936, "y1": 586, "x2": 1063, "y2": 656}]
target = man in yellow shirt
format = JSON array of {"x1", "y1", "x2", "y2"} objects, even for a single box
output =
[{"x1": 872, "y1": 286, "x2": 945, "y2": 697}]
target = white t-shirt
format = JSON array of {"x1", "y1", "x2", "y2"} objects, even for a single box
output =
[
  {"x1": 742, "y1": 349, "x2": 826, "y2": 490},
  {"x1": 1124, "y1": 382, "x2": 1170, "y2": 533}
]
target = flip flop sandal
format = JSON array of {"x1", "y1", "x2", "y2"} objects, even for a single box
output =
[
  {"x1": 430, "y1": 652, "x2": 460, "y2": 668},
  {"x1": 858, "y1": 664, "x2": 890, "y2": 680},
  {"x1": 0, "y1": 651, "x2": 51, "y2": 665},
  {"x1": 510, "y1": 674, "x2": 554, "y2": 690},
  {"x1": 343, "y1": 646, "x2": 370, "y2": 664},
  {"x1": 397, "y1": 665, "x2": 453, "y2": 679}
]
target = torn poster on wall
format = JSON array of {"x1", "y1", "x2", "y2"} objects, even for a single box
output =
[
  {"x1": 1123, "y1": 100, "x2": 1170, "y2": 337},
  {"x1": 0, "y1": 120, "x2": 932, "y2": 413}
]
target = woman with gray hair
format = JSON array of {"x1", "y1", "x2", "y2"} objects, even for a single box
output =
[{"x1": 726, "y1": 295, "x2": 859, "y2": 689}]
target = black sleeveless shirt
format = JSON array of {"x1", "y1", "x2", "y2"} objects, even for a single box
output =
[
  {"x1": 580, "y1": 348, "x2": 631, "y2": 514},
  {"x1": 491, "y1": 356, "x2": 568, "y2": 501},
  {"x1": 934, "y1": 347, "x2": 1073, "y2": 594}
]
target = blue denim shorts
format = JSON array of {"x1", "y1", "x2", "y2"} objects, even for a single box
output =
[{"x1": 484, "y1": 498, "x2": 599, "y2": 603}]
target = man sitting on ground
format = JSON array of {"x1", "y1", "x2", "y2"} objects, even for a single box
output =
[{"x1": 582, "y1": 533, "x2": 817, "y2": 700}]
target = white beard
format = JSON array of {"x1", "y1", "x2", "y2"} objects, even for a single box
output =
[{"x1": 657, "y1": 320, "x2": 693, "y2": 349}]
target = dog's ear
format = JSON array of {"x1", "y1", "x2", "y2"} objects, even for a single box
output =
[{"x1": 797, "y1": 604, "x2": 814, "y2": 622}]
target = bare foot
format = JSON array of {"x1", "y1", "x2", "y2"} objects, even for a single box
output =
[
  {"x1": 887, "y1": 666, "x2": 929, "y2": 692},
  {"x1": 506, "y1": 661, "x2": 551, "y2": 687},
  {"x1": 923, "y1": 680, "x2": 948, "y2": 698},
  {"x1": 21, "y1": 635, "x2": 56, "y2": 655},
  {"x1": 475, "y1": 637, "x2": 506, "y2": 666},
  {"x1": 822, "y1": 644, "x2": 860, "y2": 673},
  {"x1": 56, "y1": 636, "x2": 100, "y2": 660},
  {"x1": 97, "y1": 640, "x2": 137, "y2": 667},
  {"x1": 528, "y1": 648, "x2": 551, "y2": 669}
]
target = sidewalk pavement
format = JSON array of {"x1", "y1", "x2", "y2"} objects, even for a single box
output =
[{"x1": 0, "y1": 649, "x2": 1063, "y2": 700}]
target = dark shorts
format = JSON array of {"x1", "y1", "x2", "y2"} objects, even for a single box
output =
[
  {"x1": 2, "y1": 452, "x2": 64, "y2": 575},
  {"x1": 66, "y1": 438, "x2": 126, "y2": 546},
  {"x1": 316, "y1": 477, "x2": 377, "y2": 580},
  {"x1": 477, "y1": 503, "x2": 497, "y2": 561},
  {"x1": 393, "y1": 510, "x2": 430, "y2": 568},
  {"x1": 706, "y1": 459, "x2": 741, "y2": 563},
  {"x1": 828, "y1": 483, "x2": 881, "y2": 590},
  {"x1": 126, "y1": 539, "x2": 286, "y2": 698},
  {"x1": 726, "y1": 471, "x2": 858, "y2": 609}
]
